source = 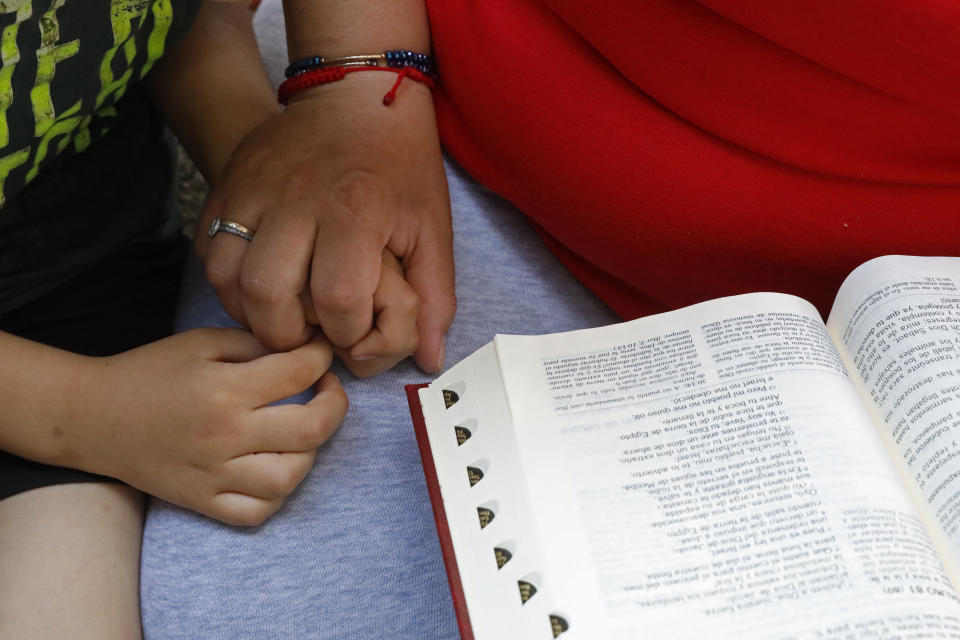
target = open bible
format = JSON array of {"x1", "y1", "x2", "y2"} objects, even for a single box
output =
[{"x1": 406, "y1": 256, "x2": 960, "y2": 640}]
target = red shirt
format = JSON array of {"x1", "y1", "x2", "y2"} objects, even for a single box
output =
[{"x1": 427, "y1": 0, "x2": 960, "y2": 318}]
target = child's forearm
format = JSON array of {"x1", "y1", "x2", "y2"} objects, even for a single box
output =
[
  {"x1": 282, "y1": 0, "x2": 431, "y2": 60},
  {"x1": 144, "y1": 1, "x2": 280, "y2": 186},
  {"x1": 0, "y1": 331, "x2": 93, "y2": 468}
]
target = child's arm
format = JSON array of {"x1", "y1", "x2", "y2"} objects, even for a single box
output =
[
  {"x1": 143, "y1": 0, "x2": 279, "y2": 188},
  {"x1": 0, "y1": 328, "x2": 346, "y2": 525}
]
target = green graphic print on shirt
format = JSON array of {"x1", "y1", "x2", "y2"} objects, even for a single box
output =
[{"x1": 0, "y1": 0, "x2": 197, "y2": 207}]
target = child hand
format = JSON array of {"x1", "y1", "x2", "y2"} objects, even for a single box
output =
[
  {"x1": 68, "y1": 329, "x2": 347, "y2": 526},
  {"x1": 302, "y1": 250, "x2": 420, "y2": 378}
]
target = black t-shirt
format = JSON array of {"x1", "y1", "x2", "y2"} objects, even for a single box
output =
[{"x1": 0, "y1": 0, "x2": 202, "y2": 314}]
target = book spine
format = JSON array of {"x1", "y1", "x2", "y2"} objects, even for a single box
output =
[{"x1": 407, "y1": 383, "x2": 476, "y2": 640}]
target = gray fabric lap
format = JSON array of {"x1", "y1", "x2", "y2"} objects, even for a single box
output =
[{"x1": 139, "y1": 158, "x2": 618, "y2": 639}]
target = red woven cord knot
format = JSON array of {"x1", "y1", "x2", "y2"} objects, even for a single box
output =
[
  {"x1": 382, "y1": 67, "x2": 436, "y2": 106},
  {"x1": 383, "y1": 67, "x2": 412, "y2": 105}
]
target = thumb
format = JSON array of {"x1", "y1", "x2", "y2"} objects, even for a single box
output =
[{"x1": 401, "y1": 230, "x2": 456, "y2": 373}]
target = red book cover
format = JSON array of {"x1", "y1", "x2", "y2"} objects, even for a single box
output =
[{"x1": 405, "y1": 383, "x2": 475, "y2": 640}]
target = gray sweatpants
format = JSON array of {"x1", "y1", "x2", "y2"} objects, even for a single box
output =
[{"x1": 140, "y1": 158, "x2": 618, "y2": 639}]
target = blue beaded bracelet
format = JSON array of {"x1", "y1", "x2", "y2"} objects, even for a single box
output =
[{"x1": 284, "y1": 50, "x2": 435, "y2": 79}]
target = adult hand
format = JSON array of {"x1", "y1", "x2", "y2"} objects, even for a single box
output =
[
  {"x1": 69, "y1": 328, "x2": 347, "y2": 526},
  {"x1": 197, "y1": 72, "x2": 455, "y2": 373}
]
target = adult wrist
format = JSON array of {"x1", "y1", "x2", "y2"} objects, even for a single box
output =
[{"x1": 281, "y1": 0, "x2": 431, "y2": 60}]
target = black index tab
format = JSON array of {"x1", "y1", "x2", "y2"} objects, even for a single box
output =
[
  {"x1": 477, "y1": 506, "x2": 495, "y2": 529},
  {"x1": 518, "y1": 580, "x2": 538, "y2": 604},
  {"x1": 494, "y1": 547, "x2": 512, "y2": 569},
  {"x1": 467, "y1": 466, "x2": 484, "y2": 486},
  {"x1": 442, "y1": 389, "x2": 460, "y2": 409},
  {"x1": 550, "y1": 615, "x2": 569, "y2": 637}
]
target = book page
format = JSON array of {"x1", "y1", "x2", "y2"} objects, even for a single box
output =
[
  {"x1": 495, "y1": 293, "x2": 960, "y2": 640},
  {"x1": 827, "y1": 255, "x2": 960, "y2": 580}
]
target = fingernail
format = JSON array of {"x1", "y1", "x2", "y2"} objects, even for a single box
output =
[
  {"x1": 435, "y1": 335, "x2": 446, "y2": 372},
  {"x1": 352, "y1": 354, "x2": 376, "y2": 361}
]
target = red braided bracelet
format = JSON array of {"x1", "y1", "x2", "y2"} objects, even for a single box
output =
[{"x1": 277, "y1": 65, "x2": 436, "y2": 106}]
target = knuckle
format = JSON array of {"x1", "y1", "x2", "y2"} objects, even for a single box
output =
[
  {"x1": 198, "y1": 404, "x2": 245, "y2": 443},
  {"x1": 314, "y1": 284, "x2": 365, "y2": 316},
  {"x1": 398, "y1": 289, "x2": 421, "y2": 318},
  {"x1": 260, "y1": 465, "x2": 295, "y2": 497},
  {"x1": 205, "y1": 261, "x2": 237, "y2": 291},
  {"x1": 240, "y1": 271, "x2": 288, "y2": 305},
  {"x1": 305, "y1": 396, "x2": 347, "y2": 442},
  {"x1": 217, "y1": 503, "x2": 267, "y2": 528},
  {"x1": 198, "y1": 370, "x2": 236, "y2": 409},
  {"x1": 345, "y1": 360, "x2": 378, "y2": 380},
  {"x1": 296, "y1": 418, "x2": 327, "y2": 449},
  {"x1": 258, "y1": 501, "x2": 283, "y2": 524},
  {"x1": 197, "y1": 388, "x2": 230, "y2": 425},
  {"x1": 207, "y1": 416, "x2": 241, "y2": 445},
  {"x1": 258, "y1": 330, "x2": 304, "y2": 354},
  {"x1": 381, "y1": 330, "x2": 416, "y2": 357},
  {"x1": 276, "y1": 462, "x2": 307, "y2": 494},
  {"x1": 330, "y1": 384, "x2": 349, "y2": 419},
  {"x1": 312, "y1": 337, "x2": 334, "y2": 360}
]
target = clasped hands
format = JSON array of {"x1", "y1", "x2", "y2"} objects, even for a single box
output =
[
  {"x1": 125, "y1": 76, "x2": 456, "y2": 525},
  {"x1": 198, "y1": 74, "x2": 455, "y2": 378}
]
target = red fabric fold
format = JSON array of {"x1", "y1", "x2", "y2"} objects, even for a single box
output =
[{"x1": 427, "y1": 0, "x2": 960, "y2": 319}]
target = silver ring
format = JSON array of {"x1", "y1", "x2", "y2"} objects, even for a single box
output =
[{"x1": 208, "y1": 217, "x2": 255, "y2": 242}]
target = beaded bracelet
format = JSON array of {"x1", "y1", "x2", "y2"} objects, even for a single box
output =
[
  {"x1": 285, "y1": 50, "x2": 435, "y2": 78},
  {"x1": 277, "y1": 65, "x2": 436, "y2": 106}
]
